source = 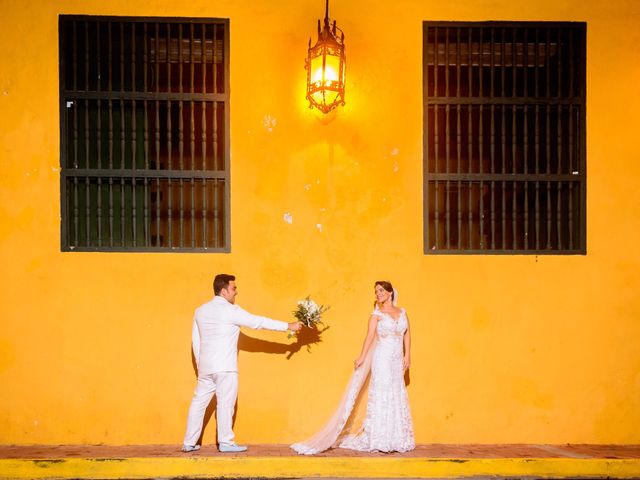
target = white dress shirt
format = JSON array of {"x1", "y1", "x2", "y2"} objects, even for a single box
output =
[{"x1": 192, "y1": 295, "x2": 288, "y2": 375}]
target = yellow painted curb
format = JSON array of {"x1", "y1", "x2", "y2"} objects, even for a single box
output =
[{"x1": 0, "y1": 456, "x2": 639, "y2": 479}]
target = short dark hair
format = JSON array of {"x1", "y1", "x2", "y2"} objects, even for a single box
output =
[{"x1": 213, "y1": 274, "x2": 236, "y2": 295}]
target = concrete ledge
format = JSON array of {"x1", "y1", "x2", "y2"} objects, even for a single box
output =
[{"x1": 1, "y1": 445, "x2": 639, "y2": 479}]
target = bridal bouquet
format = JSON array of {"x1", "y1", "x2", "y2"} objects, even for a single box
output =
[{"x1": 289, "y1": 296, "x2": 330, "y2": 338}]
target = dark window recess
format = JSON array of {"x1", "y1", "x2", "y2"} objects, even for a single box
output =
[
  {"x1": 423, "y1": 22, "x2": 586, "y2": 254},
  {"x1": 59, "y1": 16, "x2": 230, "y2": 251}
]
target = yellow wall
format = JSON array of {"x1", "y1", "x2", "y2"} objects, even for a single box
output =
[{"x1": 1, "y1": 0, "x2": 639, "y2": 445}]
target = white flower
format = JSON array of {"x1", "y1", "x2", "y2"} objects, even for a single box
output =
[{"x1": 292, "y1": 296, "x2": 329, "y2": 329}]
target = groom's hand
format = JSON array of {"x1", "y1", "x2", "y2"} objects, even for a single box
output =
[{"x1": 288, "y1": 321, "x2": 303, "y2": 332}]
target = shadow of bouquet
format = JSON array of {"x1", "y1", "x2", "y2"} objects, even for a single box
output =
[
  {"x1": 234, "y1": 323, "x2": 330, "y2": 361},
  {"x1": 285, "y1": 323, "x2": 330, "y2": 359}
]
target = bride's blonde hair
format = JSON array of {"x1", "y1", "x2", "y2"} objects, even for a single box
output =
[{"x1": 374, "y1": 280, "x2": 394, "y2": 307}]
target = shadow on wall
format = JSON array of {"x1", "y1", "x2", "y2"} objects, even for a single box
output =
[
  {"x1": 190, "y1": 326, "x2": 330, "y2": 377},
  {"x1": 190, "y1": 325, "x2": 330, "y2": 443},
  {"x1": 239, "y1": 325, "x2": 330, "y2": 359}
]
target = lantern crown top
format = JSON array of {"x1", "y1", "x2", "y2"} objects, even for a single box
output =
[{"x1": 313, "y1": 0, "x2": 344, "y2": 47}]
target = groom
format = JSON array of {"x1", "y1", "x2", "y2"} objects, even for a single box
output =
[{"x1": 182, "y1": 274, "x2": 302, "y2": 453}]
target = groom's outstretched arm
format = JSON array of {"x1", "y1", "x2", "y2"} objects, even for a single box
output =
[{"x1": 231, "y1": 305, "x2": 301, "y2": 332}]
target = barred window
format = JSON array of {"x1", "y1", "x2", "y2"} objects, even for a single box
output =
[
  {"x1": 423, "y1": 22, "x2": 586, "y2": 254},
  {"x1": 59, "y1": 16, "x2": 229, "y2": 252}
]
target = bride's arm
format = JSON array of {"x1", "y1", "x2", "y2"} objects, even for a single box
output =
[
  {"x1": 353, "y1": 314, "x2": 378, "y2": 369},
  {"x1": 403, "y1": 313, "x2": 411, "y2": 370}
]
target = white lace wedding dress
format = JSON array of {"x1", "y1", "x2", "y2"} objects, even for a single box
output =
[{"x1": 291, "y1": 308, "x2": 415, "y2": 454}]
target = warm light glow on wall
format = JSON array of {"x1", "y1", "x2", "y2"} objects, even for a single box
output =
[{"x1": 305, "y1": 0, "x2": 346, "y2": 114}]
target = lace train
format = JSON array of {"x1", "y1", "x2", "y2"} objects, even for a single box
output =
[{"x1": 291, "y1": 309, "x2": 415, "y2": 454}]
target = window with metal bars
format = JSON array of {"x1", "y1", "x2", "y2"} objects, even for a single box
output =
[
  {"x1": 423, "y1": 22, "x2": 586, "y2": 254},
  {"x1": 59, "y1": 16, "x2": 229, "y2": 252}
]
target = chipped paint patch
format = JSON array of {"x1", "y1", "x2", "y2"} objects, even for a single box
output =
[
  {"x1": 262, "y1": 114, "x2": 277, "y2": 132},
  {"x1": 283, "y1": 212, "x2": 293, "y2": 224}
]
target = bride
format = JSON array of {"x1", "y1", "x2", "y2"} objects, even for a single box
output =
[{"x1": 291, "y1": 281, "x2": 415, "y2": 454}]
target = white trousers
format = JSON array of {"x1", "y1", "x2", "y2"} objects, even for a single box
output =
[{"x1": 183, "y1": 371, "x2": 238, "y2": 447}]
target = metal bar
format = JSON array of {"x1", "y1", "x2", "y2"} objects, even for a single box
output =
[
  {"x1": 512, "y1": 28, "x2": 517, "y2": 248},
  {"x1": 535, "y1": 103, "x2": 540, "y2": 251},
  {"x1": 190, "y1": 24, "x2": 196, "y2": 247},
  {"x1": 179, "y1": 23, "x2": 185, "y2": 248},
  {"x1": 534, "y1": 28, "x2": 540, "y2": 250},
  {"x1": 512, "y1": 27, "x2": 517, "y2": 98},
  {"x1": 433, "y1": 26, "x2": 439, "y2": 248},
  {"x1": 424, "y1": 24, "x2": 430, "y2": 251},
  {"x1": 445, "y1": 28, "x2": 450, "y2": 249},
  {"x1": 167, "y1": 23, "x2": 173, "y2": 247},
  {"x1": 546, "y1": 103, "x2": 552, "y2": 249},
  {"x1": 120, "y1": 23, "x2": 126, "y2": 246},
  {"x1": 131, "y1": 22, "x2": 137, "y2": 246},
  {"x1": 426, "y1": 97, "x2": 582, "y2": 105},
  {"x1": 568, "y1": 111, "x2": 575, "y2": 251},
  {"x1": 545, "y1": 29, "x2": 552, "y2": 249},
  {"x1": 155, "y1": 23, "x2": 161, "y2": 246},
  {"x1": 511, "y1": 107, "x2": 517, "y2": 249},
  {"x1": 64, "y1": 90, "x2": 225, "y2": 102},
  {"x1": 501, "y1": 29, "x2": 506, "y2": 249},
  {"x1": 425, "y1": 173, "x2": 582, "y2": 182},
  {"x1": 456, "y1": 28, "x2": 462, "y2": 249},
  {"x1": 96, "y1": 23, "x2": 103, "y2": 246},
  {"x1": 567, "y1": 30, "x2": 575, "y2": 250},
  {"x1": 445, "y1": 27, "x2": 450, "y2": 99},
  {"x1": 84, "y1": 21, "x2": 90, "y2": 245},
  {"x1": 143, "y1": 22, "x2": 150, "y2": 247},
  {"x1": 490, "y1": 27, "x2": 495, "y2": 97},
  {"x1": 72, "y1": 158, "x2": 80, "y2": 247},
  {"x1": 212, "y1": 25, "x2": 219, "y2": 245},
  {"x1": 467, "y1": 30, "x2": 473, "y2": 248},
  {"x1": 423, "y1": 24, "x2": 430, "y2": 250},
  {"x1": 524, "y1": 104, "x2": 529, "y2": 250},
  {"x1": 85, "y1": 173, "x2": 90, "y2": 245},
  {"x1": 108, "y1": 21, "x2": 114, "y2": 247},
  {"x1": 72, "y1": 21, "x2": 79, "y2": 246},
  {"x1": 569, "y1": 28, "x2": 575, "y2": 98},
  {"x1": 478, "y1": 27, "x2": 484, "y2": 249},
  {"x1": 501, "y1": 27, "x2": 506, "y2": 98},
  {"x1": 72, "y1": 21, "x2": 78, "y2": 92},
  {"x1": 201, "y1": 24, "x2": 208, "y2": 247},
  {"x1": 212, "y1": 24, "x2": 218, "y2": 94},
  {"x1": 578, "y1": 28, "x2": 586, "y2": 252},
  {"x1": 63, "y1": 245, "x2": 232, "y2": 253},
  {"x1": 556, "y1": 30, "x2": 563, "y2": 248},
  {"x1": 73, "y1": 111, "x2": 79, "y2": 246},
  {"x1": 523, "y1": 28, "x2": 529, "y2": 249},
  {"x1": 84, "y1": 22, "x2": 90, "y2": 167},
  {"x1": 416, "y1": 248, "x2": 584, "y2": 256},
  {"x1": 490, "y1": 28, "x2": 496, "y2": 250},
  {"x1": 501, "y1": 105, "x2": 506, "y2": 250}
]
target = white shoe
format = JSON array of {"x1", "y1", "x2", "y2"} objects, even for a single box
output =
[
  {"x1": 218, "y1": 442, "x2": 248, "y2": 453},
  {"x1": 181, "y1": 444, "x2": 201, "y2": 452}
]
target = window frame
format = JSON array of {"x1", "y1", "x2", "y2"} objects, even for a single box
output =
[
  {"x1": 423, "y1": 21, "x2": 586, "y2": 255},
  {"x1": 58, "y1": 15, "x2": 231, "y2": 253}
]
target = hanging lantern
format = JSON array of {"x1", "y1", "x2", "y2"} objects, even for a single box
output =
[{"x1": 305, "y1": 0, "x2": 346, "y2": 114}]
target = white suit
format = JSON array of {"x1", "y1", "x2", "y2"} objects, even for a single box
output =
[{"x1": 183, "y1": 295, "x2": 288, "y2": 447}]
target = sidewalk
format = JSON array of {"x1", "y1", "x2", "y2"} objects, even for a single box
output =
[{"x1": 0, "y1": 444, "x2": 639, "y2": 479}]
